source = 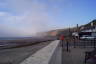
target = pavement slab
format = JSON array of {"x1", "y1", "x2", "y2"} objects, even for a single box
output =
[{"x1": 62, "y1": 46, "x2": 94, "y2": 64}]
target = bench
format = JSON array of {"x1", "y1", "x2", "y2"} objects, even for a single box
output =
[{"x1": 85, "y1": 48, "x2": 96, "y2": 64}]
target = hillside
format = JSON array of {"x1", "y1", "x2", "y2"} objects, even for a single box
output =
[
  {"x1": 44, "y1": 19, "x2": 96, "y2": 37},
  {"x1": 84, "y1": 19, "x2": 96, "y2": 27}
]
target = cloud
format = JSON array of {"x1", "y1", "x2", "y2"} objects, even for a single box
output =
[
  {"x1": 0, "y1": 0, "x2": 49, "y2": 36},
  {"x1": 0, "y1": 11, "x2": 51, "y2": 37},
  {"x1": 0, "y1": 0, "x2": 64, "y2": 37}
]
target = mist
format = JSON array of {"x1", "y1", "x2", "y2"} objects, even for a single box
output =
[{"x1": 0, "y1": 0, "x2": 63, "y2": 37}]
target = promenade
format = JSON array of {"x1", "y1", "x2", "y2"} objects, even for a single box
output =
[
  {"x1": 62, "y1": 41, "x2": 94, "y2": 64},
  {"x1": 0, "y1": 41, "x2": 51, "y2": 64},
  {"x1": 0, "y1": 40, "x2": 95, "y2": 64}
]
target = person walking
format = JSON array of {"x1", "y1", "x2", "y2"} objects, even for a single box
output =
[{"x1": 60, "y1": 35, "x2": 64, "y2": 48}]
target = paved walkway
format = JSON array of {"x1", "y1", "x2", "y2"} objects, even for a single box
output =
[
  {"x1": 0, "y1": 41, "x2": 51, "y2": 64},
  {"x1": 62, "y1": 46, "x2": 94, "y2": 64}
]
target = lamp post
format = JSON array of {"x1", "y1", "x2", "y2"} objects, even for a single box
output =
[
  {"x1": 91, "y1": 22, "x2": 95, "y2": 48},
  {"x1": 77, "y1": 24, "x2": 79, "y2": 47},
  {"x1": 66, "y1": 27, "x2": 71, "y2": 52}
]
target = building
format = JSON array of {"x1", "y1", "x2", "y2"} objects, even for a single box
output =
[{"x1": 79, "y1": 26, "x2": 96, "y2": 37}]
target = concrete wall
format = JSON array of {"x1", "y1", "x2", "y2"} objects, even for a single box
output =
[
  {"x1": 20, "y1": 40, "x2": 62, "y2": 64},
  {"x1": 49, "y1": 40, "x2": 62, "y2": 64}
]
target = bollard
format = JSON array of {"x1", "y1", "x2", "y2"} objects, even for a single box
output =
[
  {"x1": 93, "y1": 38, "x2": 95, "y2": 48},
  {"x1": 83, "y1": 39, "x2": 86, "y2": 48},
  {"x1": 73, "y1": 39, "x2": 76, "y2": 48},
  {"x1": 66, "y1": 41, "x2": 69, "y2": 52}
]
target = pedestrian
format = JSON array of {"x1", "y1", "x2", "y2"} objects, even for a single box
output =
[{"x1": 59, "y1": 35, "x2": 64, "y2": 47}]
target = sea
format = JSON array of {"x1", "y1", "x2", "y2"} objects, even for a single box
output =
[
  {"x1": 0, "y1": 37, "x2": 34, "y2": 46},
  {"x1": 0, "y1": 37, "x2": 32, "y2": 40}
]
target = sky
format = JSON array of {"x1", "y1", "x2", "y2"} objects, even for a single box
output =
[{"x1": 0, "y1": 0, "x2": 96, "y2": 37}]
